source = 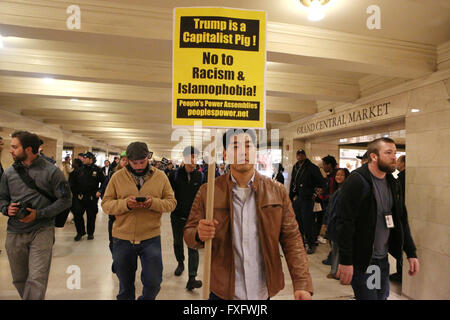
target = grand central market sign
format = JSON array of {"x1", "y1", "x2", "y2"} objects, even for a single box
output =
[{"x1": 296, "y1": 101, "x2": 391, "y2": 136}]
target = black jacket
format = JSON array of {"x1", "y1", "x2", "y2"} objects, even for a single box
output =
[
  {"x1": 169, "y1": 167, "x2": 203, "y2": 220},
  {"x1": 397, "y1": 170, "x2": 405, "y2": 199},
  {"x1": 275, "y1": 172, "x2": 285, "y2": 185},
  {"x1": 100, "y1": 166, "x2": 116, "y2": 199},
  {"x1": 337, "y1": 164, "x2": 417, "y2": 272},
  {"x1": 289, "y1": 158, "x2": 325, "y2": 201},
  {"x1": 69, "y1": 164, "x2": 105, "y2": 197}
]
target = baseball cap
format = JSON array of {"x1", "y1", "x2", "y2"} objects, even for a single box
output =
[
  {"x1": 83, "y1": 152, "x2": 95, "y2": 159},
  {"x1": 356, "y1": 151, "x2": 369, "y2": 160},
  {"x1": 126, "y1": 142, "x2": 150, "y2": 161},
  {"x1": 297, "y1": 149, "x2": 306, "y2": 155}
]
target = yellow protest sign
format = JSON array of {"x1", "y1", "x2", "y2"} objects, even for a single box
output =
[{"x1": 172, "y1": 7, "x2": 266, "y2": 129}]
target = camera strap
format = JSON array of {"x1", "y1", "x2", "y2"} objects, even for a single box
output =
[{"x1": 12, "y1": 162, "x2": 56, "y2": 203}]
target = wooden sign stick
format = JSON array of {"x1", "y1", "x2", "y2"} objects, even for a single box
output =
[{"x1": 202, "y1": 133, "x2": 216, "y2": 300}]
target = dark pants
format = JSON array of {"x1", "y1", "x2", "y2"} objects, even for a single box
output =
[
  {"x1": 292, "y1": 197, "x2": 316, "y2": 247},
  {"x1": 209, "y1": 292, "x2": 223, "y2": 300},
  {"x1": 171, "y1": 215, "x2": 199, "y2": 277},
  {"x1": 72, "y1": 196, "x2": 98, "y2": 236},
  {"x1": 108, "y1": 216, "x2": 116, "y2": 255},
  {"x1": 330, "y1": 240, "x2": 340, "y2": 276},
  {"x1": 351, "y1": 257, "x2": 390, "y2": 300},
  {"x1": 314, "y1": 210, "x2": 324, "y2": 240},
  {"x1": 112, "y1": 236, "x2": 163, "y2": 300}
]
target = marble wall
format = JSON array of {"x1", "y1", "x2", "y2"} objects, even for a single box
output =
[
  {"x1": 280, "y1": 74, "x2": 450, "y2": 299},
  {"x1": 403, "y1": 79, "x2": 450, "y2": 300},
  {"x1": 40, "y1": 136, "x2": 57, "y2": 162},
  {"x1": 304, "y1": 141, "x2": 339, "y2": 167}
]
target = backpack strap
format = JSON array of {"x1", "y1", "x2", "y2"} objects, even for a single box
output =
[{"x1": 12, "y1": 162, "x2": 56, "y2": 202}]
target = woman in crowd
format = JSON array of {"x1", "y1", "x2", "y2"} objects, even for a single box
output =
[{"x1": 322, "y1": 168, "x2": 350, "y2": 280}]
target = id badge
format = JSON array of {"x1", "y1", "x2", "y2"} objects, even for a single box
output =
[{"x1": 384, "y1": 213, "x2": 394, "y2": 229}]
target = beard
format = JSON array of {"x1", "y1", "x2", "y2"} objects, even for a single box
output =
[
  {"x1": 127, "y1": 163, "x2": 149, "y2": 176},
  {"x1": 13, "y1": 151, "x2": 27, "y2": 162},
  {"x1": 377, "y1": 158, "x2": 396, "y2": 173}
]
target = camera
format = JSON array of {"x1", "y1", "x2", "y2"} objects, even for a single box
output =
[
  {"x1": 15, "y1": 202, "x2": 32, "y2": 219},
  {"x1": 135, "y1": 197, "x2": 146, "y2": 202}
]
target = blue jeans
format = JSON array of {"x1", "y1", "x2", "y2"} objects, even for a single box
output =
[
  {"x1": 292, "y1": 198, "x2": 315, "y2": 247},
  {"x1": 351, "y1": 257, "x2": 390, "y2": 300},
  {"x1": 112, "y1": 236, "x2": 163, "y2": 300}
]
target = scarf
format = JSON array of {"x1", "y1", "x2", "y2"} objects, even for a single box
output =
[{"x1": 126, "y1": 164, "x2": 152, "y2": 189}]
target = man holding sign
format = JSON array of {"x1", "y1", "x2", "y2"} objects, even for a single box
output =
[{"x1": 184, "y1": 129, "x2": 313, "y2": 300}]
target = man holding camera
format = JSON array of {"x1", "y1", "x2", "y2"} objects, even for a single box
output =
[
  {"x1": 102, "y1": 142, "x2": 176, "y2": 300},
  {"x1": 0, "y1": 131, "x2": 72, "y2": 300}
]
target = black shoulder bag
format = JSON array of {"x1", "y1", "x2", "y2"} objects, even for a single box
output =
[{"x1": 13, "y1": 163, "x2": 70, "y2": 228}]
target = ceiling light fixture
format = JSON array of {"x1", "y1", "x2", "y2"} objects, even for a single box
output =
[
  {"x1": 300, "y1": 0, "x2": 329, "y2": 22},
  {"x1": 411, "y1": 109, "x2": 420, "y2": 113},
  {"x1": 0, "y1": 34, "x2": 4, "y2": 48},
  {"x1": 43, "y1": 77, "x2": 54, "y2": 84}
]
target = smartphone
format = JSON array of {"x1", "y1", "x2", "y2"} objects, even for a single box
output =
[{"x1": 135, "y1": 197, "x2": 146, "y2": 202}]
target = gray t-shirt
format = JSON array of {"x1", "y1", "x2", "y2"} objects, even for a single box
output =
[{"x1": 370, "y1": 173, "x2": 393, "y2": 259}]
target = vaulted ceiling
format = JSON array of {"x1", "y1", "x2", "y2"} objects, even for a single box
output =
[{"x1": 0, "y1": 0, "x2": 448, "y2": 158}]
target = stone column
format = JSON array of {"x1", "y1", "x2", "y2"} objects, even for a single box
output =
[
  {"x1": 282, "y1": 135, "x2": 294, "y2": 191},
  {"x1": 39, "y1": 136, "x2": 57, "y2": 163},
  {"x1": 55, "y1": 138, "x2": 64, "y2": 166},
  {"x1": 402, "y1": 78, "x2": 450, "y2": 299}
]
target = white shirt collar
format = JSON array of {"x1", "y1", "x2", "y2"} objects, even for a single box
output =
[{"x1": 230, "y1": 170, "x2": 256, "y2": 188}]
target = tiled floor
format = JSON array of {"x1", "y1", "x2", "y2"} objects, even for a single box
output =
[{"x1": 0, "y1": 205, "x2": 407, "y2": 300}]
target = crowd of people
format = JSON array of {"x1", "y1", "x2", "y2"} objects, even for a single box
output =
[{"x1": 0, "y1": 130, "x2": 418, "y2": 301}]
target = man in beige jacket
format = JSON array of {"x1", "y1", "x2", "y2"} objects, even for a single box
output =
[{"x1": 102, "y1": 141, "x2": 176, "y2": 300}]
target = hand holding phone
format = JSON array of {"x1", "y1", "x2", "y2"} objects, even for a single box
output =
[{"x1": 137, "y1": 196, "x2": 152, "y2": 209}]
